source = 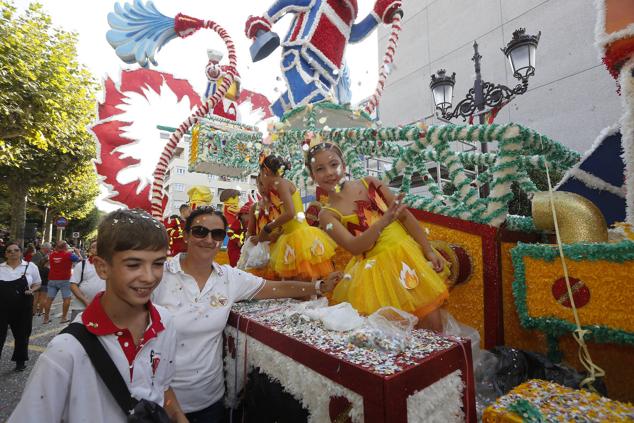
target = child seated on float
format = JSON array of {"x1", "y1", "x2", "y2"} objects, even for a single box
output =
[
  {"x1": 259, "y1": 153, "x2": 337, "y2": 281},
  {"x1": 9, "y1": 209, "x2": 187, "y2": 423},
  {"x1": 306, "y1": 142, "x2": 450, "y2": 332}
]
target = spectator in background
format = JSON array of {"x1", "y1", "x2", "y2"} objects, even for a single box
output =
[
  {"x1": 226, "y1": 203, "x2": 252, "y2": 267},
  {"x1": 31, "y1": 242, "x2": 51, "y2": 316},
  {"x1": 43, "y1": 241, "x2": 81, "y2": 324},
  {"x1": 0, "y1": 242, "x2": 41, "y2": 371},
  {"x1": 69, "y1": 240, "x2": 105, "y2": 321},
  {"x1": 23, "y1": 244, "x2": 34, "y2": 262},
  {"x1": 165, "y1": 204, "x2": 191, "y2": 257},
  {"x1": 180, "y1": 203, "x2": 191, "y2": 220}
]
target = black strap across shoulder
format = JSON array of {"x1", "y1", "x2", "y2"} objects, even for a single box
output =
[
  {"x1": 61, "y1": 323, "x2": 137, "y2": 415},
  {"x1": 79, "y1": 260, "x2": 86, "y2": 285}
]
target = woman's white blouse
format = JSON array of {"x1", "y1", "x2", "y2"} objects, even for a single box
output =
[
  {"x1": 151, "y1": 254, "x2": 264, "y2": 413},
  {"x1": 0, "y1": 261, "x2": 42, "y2": 287}
]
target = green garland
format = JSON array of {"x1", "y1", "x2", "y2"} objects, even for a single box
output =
[
  {"x1": 510, "y1": 241, "x2": 634, "y2": 359},
  {"x1": 191, "y1": 102, "x2": 581, "y2": 228},
  {"x1": 505, "y1": 215, "x2": 540, "y2": 233}
]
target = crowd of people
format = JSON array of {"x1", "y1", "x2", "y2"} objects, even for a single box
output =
[{"x1": 6, "y1": 146, "x2": 451, "y2": 422}]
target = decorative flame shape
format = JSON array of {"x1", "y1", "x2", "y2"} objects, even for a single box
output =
[
  {"x1": 284, "y1": 245, "x2": 296, "y2": 265},
  {"x1": 106, "y1": 0, "x2": 177, "y2": 67},
  {"x1": 310, "y1": 239, "x2": 325, "y2": 257},
  {"x1": 399, "y1": 262, "x2": 419, "y2": 290}
]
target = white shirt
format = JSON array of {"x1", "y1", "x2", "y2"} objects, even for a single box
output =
[
  {"x1": 0, "y1": 260, "x2": 41, "y2": 288},
  {"x1": 152, "y1": 254, "x2": 265, "y2": 413},
  {"x1": 70, "y1": 260, "x2": 105, "y2": 310},
  {"x1": 9, "y1": 300, "x2": 176, "y2": 423}
]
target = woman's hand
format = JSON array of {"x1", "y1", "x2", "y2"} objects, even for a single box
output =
[
  {"x1": 426, "y1": 250, "x2": 445, "y2": 273},
  {"x1": 321, "y1": 271, "x2": 343, "y2": 294}
]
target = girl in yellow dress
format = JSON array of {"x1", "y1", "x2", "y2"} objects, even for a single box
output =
[
  {"x1": 306, "y1": 142, "x2": 450, "y2": 331},
  {"x1": 259, "y1": 154, "x2": 337, "y2": 281},
  {"x1": 242, "y1": 174, "x2": 279, "y2": 280}
]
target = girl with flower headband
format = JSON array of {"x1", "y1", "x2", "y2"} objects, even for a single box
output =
[
  {"x1": 306, "y1": 142, "x2": 450, "y2": 331},
  {"x1": 259, "y1": 154, "x2": 337, "y2": 280}
]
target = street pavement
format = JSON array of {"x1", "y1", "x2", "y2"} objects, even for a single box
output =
[{"x1": 0, "y1": 299, "x2": 68, "y2": 422}]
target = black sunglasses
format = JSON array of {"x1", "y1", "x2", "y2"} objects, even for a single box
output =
[{"x1": 190, "y1": 226, "x2": 226, "y2": 241}]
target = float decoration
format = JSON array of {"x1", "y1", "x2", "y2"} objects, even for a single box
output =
[
  {"x1": 511, "y1": 240, "x2": 634, "y2": 360},
  {"x1": 107, "y1": 0, "x2": 239, "y2": 217},
  {"x1": 271, "y1": 116, "x2": 580, "y2": 227},
  {"x1": 483, "y1": 379, "x2": 634, "y2": 422},
  {"x1": 92, "y1": 68, "x2": 201, "y2": 212},
  {"x1": 245, "y1": 0, "x2": 404, "y2": 117}
]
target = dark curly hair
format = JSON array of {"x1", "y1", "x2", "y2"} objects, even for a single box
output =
[
  {"x1": 185, "y1": 206, "x2": 228, "y2": 231},
  {"x1": 261, "y1": 154, "x2": 292, "y2": 177}
]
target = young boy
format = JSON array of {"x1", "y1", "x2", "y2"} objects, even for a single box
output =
[{"x1": 9, "y1": 209, "x2": 188, "y2": 423}]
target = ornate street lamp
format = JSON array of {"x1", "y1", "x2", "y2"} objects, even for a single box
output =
[
  {"x1": 502, "y1": 28, "x2": 541, "y2": 81},
  {"x1": 429, "y1": 70, "x2": 455, "y2": 115},
  {"x1": 430, "y1": 28, "x2": 541, "y2": 144},
  {"x1": 429, "y1": 28, "x2": 540, "y2": 197}
]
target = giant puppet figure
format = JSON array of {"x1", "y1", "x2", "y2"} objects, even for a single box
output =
[{"x1": 245, "y1": 0, "x2": 402, "y2": 117}]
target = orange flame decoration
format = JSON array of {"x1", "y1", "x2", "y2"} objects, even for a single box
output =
[
  {"x1": 268, "y1": 189, "x2": 283, "y2": 220},
  {"x1": 284, "y1": 245, "x2": 296, "y2": 265},
  {"x1": 399, "y1": 262, "x2": 420, "y2": 290},
  {"x1": 310, "y1": 239, "x2": 325, "y2": 257},
  {"x1": 346, "y1": 181, "x2": 391, "y2": 235}
]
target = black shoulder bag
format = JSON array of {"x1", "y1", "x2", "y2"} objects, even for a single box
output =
[{"x1": 61, "y1": 323, "x2": 171, "y2": 423}]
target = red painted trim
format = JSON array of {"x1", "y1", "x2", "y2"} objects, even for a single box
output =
[
  {"x1": 410, "y1": 209, "x2": 504, "y2": 348},
  {"x1": 482, "y1": 231, "x2": 503, "y2": 348},
  {"x1": 409, "y1": 209, "x2": 495, "y2": 238},
  {"x1": 229, "y1": 311, "x2": 476, "y2": 422}
]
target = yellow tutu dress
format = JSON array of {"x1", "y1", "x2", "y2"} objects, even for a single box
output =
[
  {"x1": 268, "y1": 188, "x2": 337, "y2": 280},
  {"x1": 324, "y1": 179, "x2": 450, "y2": 318}
]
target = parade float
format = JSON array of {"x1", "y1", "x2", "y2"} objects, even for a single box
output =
[{"x1": 100, "y1": 0, "x2": 634, "y2": 421}]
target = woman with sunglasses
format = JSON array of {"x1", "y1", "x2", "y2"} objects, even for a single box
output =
[
  {"x1": 152, "y1": 207, "x2": 341, "y2": 423},
  {"x1": 0, "y1": 242, "x2": 41, "y2": 371}
]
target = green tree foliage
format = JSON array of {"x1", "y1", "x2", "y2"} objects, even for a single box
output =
[{"x1": 0, "y1": 1, "x2": 99, "y2": 243}]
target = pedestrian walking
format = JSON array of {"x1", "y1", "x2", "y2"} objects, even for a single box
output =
[
  {"x1": 43, "y1": 241, "x2": 81, "y2": 324},
  {"x1": 0, "y1": 242, "x2": 41, "y2": 371},
  {"x1": 31, "y1": 242, "x2": 51, "y2": 316},
  {"x1": 69, "y1": 240, "x2": 105, "y2": 321}
]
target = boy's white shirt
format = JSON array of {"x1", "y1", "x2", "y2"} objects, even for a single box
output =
[{"x1": 9, "y1": 303, "x2": 176, "y2": 423}]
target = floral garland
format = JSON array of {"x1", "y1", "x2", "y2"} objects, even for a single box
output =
[
  {"x1": 277, "y1": 121, "x2": 578, "y2": 227},
  {"x1": 406, "y1": 370, "x2": 465, "y2": 423},
  {"x1": 190, "y1": 99, "x2": 580, "y2": 228},
  {"x1": 223, "y1": 325, "x2": 365, "y2": 423},
  {"x1": 510, "y1": 240, "x2": 634, "y2": 360},
  {"x1": 504, "y1": 215, "x2": 539, "y2": 233}
]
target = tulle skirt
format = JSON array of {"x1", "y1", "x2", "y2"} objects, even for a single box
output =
[
  {"x1": 331, "y1": 222, "x2": 449, "y2": 318},
  {"x1": 269, "y1": 224, "x2": 336, "y2": 280}
]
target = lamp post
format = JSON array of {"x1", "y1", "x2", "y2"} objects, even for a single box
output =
[{"x1": 430, "y1": 28, "x2": 541, "y2": 154}]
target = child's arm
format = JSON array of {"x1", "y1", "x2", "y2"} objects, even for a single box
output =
[
  {"x1": 365, "y1": 176, "x2": 445, "y2": 272},
  {"x1": 246, "y1": 203, "x2": 257, "y2": 240},
  {"x1": 164, "y1": 388, "x2": 189, "y2": 423},
  {"x1": 319, "y1": 200, "x2": 406, "y2": 256},
  {"x1": 262, "y1": 179, "x2": 296, "y2": 232}
]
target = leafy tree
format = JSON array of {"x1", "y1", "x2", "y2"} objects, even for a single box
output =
[{"x1": 0, "y1": 1, "x2": 98, "y2": 244}]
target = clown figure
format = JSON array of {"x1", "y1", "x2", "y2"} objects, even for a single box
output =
[{"x1": 245, "y1": 0, "x2": 402, "y2": 117}]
